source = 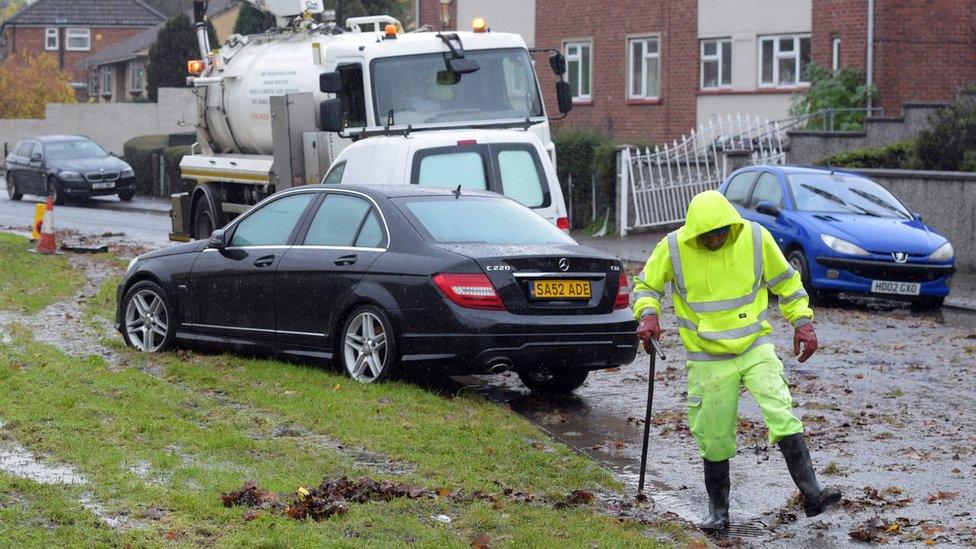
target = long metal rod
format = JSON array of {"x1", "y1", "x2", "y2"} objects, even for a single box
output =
[
  {"x1": 866, "y1": 0, "x2": 875, "y2": 112},
  {"x1": 638, "y1": 339, "x2": 665, "y2": 496}
]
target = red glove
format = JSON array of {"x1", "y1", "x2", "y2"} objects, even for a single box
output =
[
  {"x1": 637, "y1": 315, "x2": 662, "y2": 353},
  {"x1": 793, "y1": 323, "x2": 818, "y2": 363}
]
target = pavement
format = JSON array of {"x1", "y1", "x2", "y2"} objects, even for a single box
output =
[{"x1": 574, "y1": 229, "x2": 976, "y2": 311}]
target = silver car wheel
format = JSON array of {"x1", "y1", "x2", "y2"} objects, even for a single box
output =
[
  {"x1": 343, "y1": 311, "x2": 387, "y2": 383},
  {"x1": 124, "y1": 289, "x2": 169, "y2": 352}
]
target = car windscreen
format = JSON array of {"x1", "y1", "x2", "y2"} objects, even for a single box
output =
[
  {"x1": 787, "y1": 173, "x2": 912, "y2": 219},
  {"x1": 371, "y1": 48, "x2": 544, "y2": 126},
  {"x1": 45, "y1": 139, "x2": 108, "y2": 160},
  {"x1": 397, "y1": 196, "x2": 575, "y2": 245}
]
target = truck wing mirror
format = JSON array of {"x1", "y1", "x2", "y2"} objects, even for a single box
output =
[
  {"x1": 448, "y1": 57, "x2": 480, "y2": 74},
  {"x1": 549, "y1": 52, "x2": 567, "y2": 76},
  {"x1": 320, "y1": 99, "x2": 345, "y2": 132},
  {"x1": 319, "y1": 71, "x2": 342, "y2": 94},
  {"x1": 555, "y1": 81, "x2": 573, "y2": 115},
  {"x1": 208, "y1": 228, "x2": 228, "y2": 249}
]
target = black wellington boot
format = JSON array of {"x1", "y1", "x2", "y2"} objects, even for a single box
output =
[
  {"x1": 778, "y1": 433, "x2": 842, "y2": 517},
  {"x1": 700, "y1": 459, "x2": 730, "y2": 530}
]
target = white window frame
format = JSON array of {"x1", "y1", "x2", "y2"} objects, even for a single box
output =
[
  {"x1": 832, "y1": 37, "x2": 841, "y2": 71},
  {"x1": 563, "y1": 39, "x2": 592, "y2": 101},
  {"x1": 45, "y1": 28, "x2": 59, "y2": 51},
  {"x1": 628, "y1": 35, "x2": 661, "y2": 100},
  {"x1": 100, "y1": 67, "x2": 113, "y2": 98},
  {"x1": 87, "y1": 70, "x2": 99, "y2": 96},
  {"x1": 700, "y1": 38, "x2": 731, "y2": 89},
  {"x1": 65, "y1": 28, "x2": 91, "y2": 51},
  {"x1": 759, "y1": 34, "x2": 811, "y2": 88},
  {"x1": 128, "y1": 61, "x2": 145, "y2": 93}
]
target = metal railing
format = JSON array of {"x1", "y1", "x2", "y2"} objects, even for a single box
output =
[{"x1": 779, "y1": 107, "x2": 884, "y2": 133}]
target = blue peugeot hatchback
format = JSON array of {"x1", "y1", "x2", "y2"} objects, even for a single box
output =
[{"x1": 717, "y1": 166, "x2": 954, "y2": 307}]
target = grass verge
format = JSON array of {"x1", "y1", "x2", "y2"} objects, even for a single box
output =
[{"x1": 0, "y1": 233, "x2": 84, "y2": 313}]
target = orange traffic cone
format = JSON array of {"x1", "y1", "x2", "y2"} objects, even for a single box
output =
[{"x1": 35, "y1": 195, "x2": 57, "y2": 254}]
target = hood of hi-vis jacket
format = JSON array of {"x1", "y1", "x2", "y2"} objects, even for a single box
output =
[{"x1": 632, "y1": 190, "x2": 813, "y2": 359}]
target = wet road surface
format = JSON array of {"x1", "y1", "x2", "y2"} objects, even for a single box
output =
[{"x1": 464, "y1": 299, "x2": 976, "y2": 546}]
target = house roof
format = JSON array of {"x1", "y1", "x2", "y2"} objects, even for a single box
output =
[
  {"x1": 78, "y1": 0, "x2": 239, "y2": 71},
  {"x1": 4, "y1": 0, "x2": 167, "y2": 27},
  {"x1": 78, "y1": 22, "x2": 163, "y2": 69}
]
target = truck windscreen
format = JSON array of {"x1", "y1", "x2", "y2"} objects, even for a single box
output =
[{"x1": 371, "y1": 48, "x2": 544, "y2": 126}]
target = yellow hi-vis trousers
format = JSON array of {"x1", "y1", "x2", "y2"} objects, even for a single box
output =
[{"x1": 686, "y1": 343, "x2": 803, "y2": 462}]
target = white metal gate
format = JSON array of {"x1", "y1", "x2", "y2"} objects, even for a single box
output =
[{"x1": 618, "y1": 115, "x2": 786, "y2": 236}]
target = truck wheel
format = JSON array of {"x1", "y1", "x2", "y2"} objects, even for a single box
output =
[
  {"x1": 118, "y1": 189, "x2": 134, "y2": 202},
  {"x1": 517, "y1": 368, "x2": 589, "y2": 395},
  {"x1": 192, "y1": 193, "x2": 221, "y2": 239}
]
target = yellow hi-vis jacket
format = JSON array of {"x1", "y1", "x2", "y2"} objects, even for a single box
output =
[{"x1": 633, "y1": 190, "x2": 813, "y2": 361}]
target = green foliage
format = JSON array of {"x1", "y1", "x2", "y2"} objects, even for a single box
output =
[
  {"x1": 122, "y1": 134, "x2": 193, "y2": 195},
  {"x1": 232, "y1": 1, "x2": 276, "y2": 35},
  {"x1": 817, "y1": 141, "x2": 920, "y2": 170},
  {"x1": 335, "y1": 0, "x2": 404, "y2": 26},
  {"x1": 552, "y1": 130, "x2": 654, "y2": 232},
  {"x1": 0, "y1": 0, "x2": 27, "y2": 23},
  {"x1": 145, "y1": 14, "x2": 216, "y2": 102},
  {"x1": 915, "y1": 96, "x2": 976, "y2": 172},
  {"x1": 790, "y1": 64, "x2": 877, "y2": 131}
]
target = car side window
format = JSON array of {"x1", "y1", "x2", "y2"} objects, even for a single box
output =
[
  {"x1": 12, "y1": 141, "x2": 27, "y2": 157},
  {"x1": 355, "y1": 209, "x2": 385, "y2": 248},
  {"x1": 303, "y1": 194, "x2": 373, "y2": 246},
  {"x1": 229, "y1": 193, "x2": 313, "y2": 247},
  {"x1": 323, "y1": 161, "x2": 345, "y2": 184},
  {"x1": 723, "y1": 171, "x2": 757, "y2": 206},
  {"x1": 27, "y1": 143, "x2": 42, "y2": 160},
  {"x1": 748, "y1": 172, "x2": 784, "y2": 209}
]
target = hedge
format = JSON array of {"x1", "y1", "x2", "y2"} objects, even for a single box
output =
[
  {"x1": 122, "y1": 133, "x2": 194, "y2": 196},
  {"x1": 816, "y1": 141, "x2": 920, "y2": 170},
  {"x1": 552, "y1": 129, "x2": 654, "y2": 232}
]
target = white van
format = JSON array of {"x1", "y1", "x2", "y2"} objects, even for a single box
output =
[{"x1": 321, "y1": 129, "x2": 569, "y2": 230}]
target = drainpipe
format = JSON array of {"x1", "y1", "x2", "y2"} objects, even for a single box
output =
[
  {"x1": 866, "y1": 0, "x2": 874, "y2": 113},
  {"x1": 414, "y1": 0, "x2": 420, "y2": 30}
]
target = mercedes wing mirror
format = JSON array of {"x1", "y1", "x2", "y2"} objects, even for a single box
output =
[
  {"x1": 755, "y1": 201, "x2": 781, "y2": 218},
  {"x1": 208, "y1": 228, "x2": 228, "y2": 249},
  {"x1": 555, "y1": 81, "x2": 573, "y2": 115}
]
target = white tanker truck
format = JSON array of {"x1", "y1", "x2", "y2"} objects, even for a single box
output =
[{"x1": 170, "y1": 0, "x2": 572, "y2": 240}]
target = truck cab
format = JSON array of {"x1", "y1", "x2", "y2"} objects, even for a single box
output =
[{"x1": 324, "y1": 129, "x2": 568, "y2": 230}]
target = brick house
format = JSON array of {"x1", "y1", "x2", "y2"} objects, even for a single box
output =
[
  {"x1": 79, "y1": 0, "x2": 241, "y2": 103},
  {"x1": 420, "y1": 0, "x2": 976, "y2": 142},
  {"x1": 0, "y1": 0, "x2": 166, "y2": 98}
]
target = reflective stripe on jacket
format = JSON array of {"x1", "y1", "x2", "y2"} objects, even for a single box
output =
[{"x1": 632, "y1": 190, "x2": 813, "y2": 359}]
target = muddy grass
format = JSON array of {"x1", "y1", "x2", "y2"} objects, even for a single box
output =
[{"x1": 0, "y1": 233, "x2": 697, "y2": 547}]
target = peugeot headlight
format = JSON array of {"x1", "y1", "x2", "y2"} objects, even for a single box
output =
[
  {"x1": 821, "y1": 234, "x2": 869, "y2": 256},
  {"x1": 126, "y1": 257, "x2": 138, "y2": 274},
  {"x1": 121, "y1": 167, "x2": 135, "y2": 177},
  {"x1": 60, "y1": 171, "x2": 84, "y2": 181},
  {"x1": 928, "y1": 242, "x2": 954, "y2": 261}
]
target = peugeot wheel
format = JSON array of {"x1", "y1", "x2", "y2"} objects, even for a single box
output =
[
  {"x1": 6, "y1": 174, "x2": 22, "y2": 200},
  {"x1": 341, "y1": 305, "x2": 398, "y2": 383},
  {"x1": 121, "y1": 280, "x2": 176, "y2": 352},
  {"x1": 517, "y1": 368, "x2": 589, "y2": 395},
  {"x1": 787, "y1": 249, "x2": 825, "y2": 306}
]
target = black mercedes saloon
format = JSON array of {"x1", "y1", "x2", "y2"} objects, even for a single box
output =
[{"x1": 116, "y1": 185, "x2": 638, "y2": 394}]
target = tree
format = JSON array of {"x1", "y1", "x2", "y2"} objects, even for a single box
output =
[
  {"x1": 145, "y1": 14, "x2": 216, "y2": 102},
  {"x1": 0, "y1": 0, "x2": 27, "y2": 24},
  {"x1": 334, "y1": 0, "x2": 403, "y2": 27},
  {"x1": 790, "y1": 64, "x2": 877, "y2": 131},
  {"x1": 232, "y1": 1, "x2": 275, "y2": 35},
  {"x1": 0, "y1": 53, "x2": 75, "y2": 119}
]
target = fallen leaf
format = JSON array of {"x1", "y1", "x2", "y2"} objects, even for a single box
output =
[
  {"x1": 471, "y1": 534, "x2": 491, "y2": 548},
  {"x1": 436, "y1": 487, "x2": 451, "y2": 498},
  {"x1": 926, "y1": 491, "x2": 960, "y2": 504},
  {"x1": 164, "y1": 531, "x2": 177, "y2": 541}
]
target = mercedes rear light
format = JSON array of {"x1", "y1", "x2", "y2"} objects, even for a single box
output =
[
  {"x1": 614, "y1": 272, "x2": 630, "y2": 310},
  {"x1": 433, "y1": 273, "x2": 505, "y2": 310},
  {"x1": 556, "y1": 217, "x2": 570, "y2": 232}
]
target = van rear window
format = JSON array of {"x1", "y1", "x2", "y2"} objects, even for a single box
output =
[{"x1": 410, "y1": 143, "x2": 549, "y2": 209}]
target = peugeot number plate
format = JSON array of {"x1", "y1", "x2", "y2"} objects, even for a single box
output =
[
  {"x1": 870, "y1": 280, "x2": 921, "y2": 296},
  {"x1": 91, "y1": 182, "x2": 114, "y2": 189},
  {"x1": 532, "y1": 280, "x2": 591, "y2": 299}
]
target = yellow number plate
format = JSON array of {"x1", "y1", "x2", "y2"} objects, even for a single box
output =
[{"x1": 531, "y1": 280, "x2": 591, "y2": 300}]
